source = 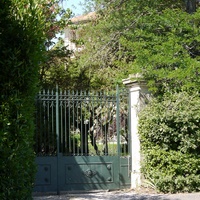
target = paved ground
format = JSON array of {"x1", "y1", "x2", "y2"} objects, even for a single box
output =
[{"x1": 33, "y1": 190, "x2": 200, "y2": 200}]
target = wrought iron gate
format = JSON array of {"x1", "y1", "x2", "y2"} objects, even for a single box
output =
[{"x1": 33, "y1": 86, "x2": 131, "y2": 193}]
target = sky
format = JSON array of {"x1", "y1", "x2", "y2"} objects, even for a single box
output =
[{"x1": 63, "y1": 0, "x2": 84, "y2": 16}]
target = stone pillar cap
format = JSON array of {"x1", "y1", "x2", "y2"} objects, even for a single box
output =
[{"x1": 122, "y1": 73, "x2": 146, "y2": 87}]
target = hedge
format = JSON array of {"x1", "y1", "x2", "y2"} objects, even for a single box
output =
[
  {"x1": 138, "y1": 91, "x2": 200, "y2": 193},
  {"x1": 0, "y1": 1, "x2": 45, "y2": 199}
]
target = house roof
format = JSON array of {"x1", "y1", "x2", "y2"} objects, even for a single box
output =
[{"x1": 71, "y1": 12, "x2": 96, "y2": 24}]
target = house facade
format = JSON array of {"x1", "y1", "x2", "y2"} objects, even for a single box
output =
[{"x1": 64, "y1": 12, "x2": 96, "y2": 52}]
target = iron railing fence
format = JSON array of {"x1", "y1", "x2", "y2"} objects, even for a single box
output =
[{"x1": 34, "y1": 87, "x2": 129, "y2": 157}]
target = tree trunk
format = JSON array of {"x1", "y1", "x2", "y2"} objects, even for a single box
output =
[{"x1": 185, "y1": 0, "x2": 196, "y2": 13}]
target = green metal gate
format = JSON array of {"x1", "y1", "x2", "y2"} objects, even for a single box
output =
[{"x1": 33, "y1": 86, "x2": 131, "y2": 193}]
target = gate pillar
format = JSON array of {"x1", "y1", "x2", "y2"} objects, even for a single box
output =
[{"x1": 123, "y1": 74, "x2": 150, "y2": 189}]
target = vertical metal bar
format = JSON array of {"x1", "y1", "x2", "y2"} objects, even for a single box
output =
[
  {"x1": 92, "y1": 92, "x2": 94, "y2": 155},
  {"x1": 104, "y1": 90, "x2": 108, "y2": 156},
  {"x1": 76, "y1": 91, "x2": 79, "y2": 155},
  {"x1": 39, "y1": 92, "x2": 42, "y2": 155},
  {"x1": 35, "y1": 94, "x2": 39, "y2": 155},
  {"x1": 116, "y1": 85, "x2": 120, "y2": 156},
  {"x1": 43, "y1": 89, "x2": 46, "y2": 154},
  {"x1": 80, "y1": 90, "x2": 83, "y2": 155},
  {"x1": 51, "y1": 90, "x2": 54, "y2": 154},
  {"x1": 56, "y1": 85, "x2": 60, "y2": 195},
  {"x1": 64, "y1": 90, "x2": 67, "y2": 154},
  {"x1": 111, "y1": 101, "x2": 114, "y2": 156},
  {"x1": 68, "y1": 90, "x2": 71, "y2": 155},
  {"x1": 72, "y1": 91, "x2": 75, "y2": 155},
  {"x1": 56, "y1": 86, "x2": 60, "y2": 153},
  {"x1": 92, "y1": 91, "x2": 95, "y2": 155},
  {"x1": 35, "y1": 94, "x2": 38, "y2": 155},
  {"x1": 108, "y1": 97, "x2": 112, "y2": 155},
  {"x1": 60, "y1": 89, "x2": 63, "y2": 153},
  {"x1": 100, "y1": 91, "x2": 103, "y2": 155},
  {"x1": 47, "y1": 90, "x2": 50, "y2": 155},
  {"x1": 85, "y1": 90, "x2": 88, "y2": 155}
]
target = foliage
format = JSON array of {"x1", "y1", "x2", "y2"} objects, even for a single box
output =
[
  {"x1": 60, "y1": 0, "x2": 200, "y2": 193},
  {"x1": 42, "y1": 0, "x2": 72, "y2": 48},
  {"x1": 38, "y1": 0, "x2": 94, "y2": 90},
  {"x1": 138, "y1": 92, "x2": 200, "y2": 193},
  {"x1": 76, "y1": 0, "x2": 200, "y2": 92},
  {"x1": 142, "y1": 148, "x2": 200, "y2": 193},
  {"x1": 39, "y1": 40, "x2": 91, "y2": 90},
  {"x1": 38, "y1": 0, "x2": 78, "y2": 89},
  {"x1": 39, "y1": 39, "x2": 73, "y2": 89},
  {"x1": 129, "y1": 7, "x2": 200, "y2": 94},
  {"x1": 0, "y1": 0, "x2": 46, "y2": 199}
]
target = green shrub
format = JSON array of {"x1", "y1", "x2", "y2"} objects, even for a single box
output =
[
  {"x1": 139, "y1": 91, "x2": 200, "y2": 193},
  {"x1": 0, "y1": 0, "x2": 45, "y2": 199}
]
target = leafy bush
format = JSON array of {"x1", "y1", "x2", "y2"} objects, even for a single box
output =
[
  {"x1": 0, "y1": 1, "x2": 45, "y2": 199},
  {"x1": 138, "y1": 91, "x2": 200, "y2": 193}
]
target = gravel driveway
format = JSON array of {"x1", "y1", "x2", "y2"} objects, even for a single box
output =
[{"x1": 33, "y1": 190, "x2": 200, "y2": 200}]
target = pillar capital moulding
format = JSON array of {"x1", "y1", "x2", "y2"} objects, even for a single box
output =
[{"x1": 122, "y1": 74, "x2": 148, "y2": 92}]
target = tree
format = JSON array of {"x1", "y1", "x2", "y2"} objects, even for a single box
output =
[
  {"x1": 38, "y1": 0, "x2": 75, "y2": 89},
  {"x1": 74, "y1": 3, "x2": 200, "y2": 193},
  {"x1": 76, "y1": 0, "x2": 200, "y2": 93}
]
